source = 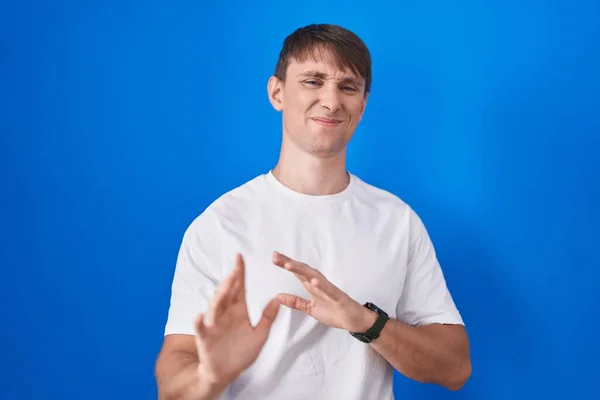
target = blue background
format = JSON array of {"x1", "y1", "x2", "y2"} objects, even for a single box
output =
[{"x1": 1, "y1": 1, "x2": 598, "y2": 399}]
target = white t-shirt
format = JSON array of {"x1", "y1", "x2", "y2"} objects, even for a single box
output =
[{"x1": 164, "y1": 170, "x2": 464, "y2": 400}]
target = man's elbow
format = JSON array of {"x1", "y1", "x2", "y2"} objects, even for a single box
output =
[{"x1": 445, "y1": 358, "x2": 472, "y2": 391}]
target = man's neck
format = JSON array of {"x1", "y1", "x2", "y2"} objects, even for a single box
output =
[{"x1": 272, "y1": 151, "x2": 350, "y2": 196}]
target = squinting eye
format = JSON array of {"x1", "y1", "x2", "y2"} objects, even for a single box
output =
[{"x1": 341, "y1": 86, "x2": 357, "y2": 92}]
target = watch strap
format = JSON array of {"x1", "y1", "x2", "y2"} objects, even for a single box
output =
[
  {"x1": 349, "y1": 302, "x2": 390, "y2": 343},
  {"x1": 363, "y1": 312, "x2": 389, "y2": 341}
]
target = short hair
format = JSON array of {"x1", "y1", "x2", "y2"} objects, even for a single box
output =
[{"x1": 273, "y1": 24, "x2": 372, "y2": 94}]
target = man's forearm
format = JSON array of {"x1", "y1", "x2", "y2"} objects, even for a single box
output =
[
  {"x1": 156, "y1": 350, "x2": 227, "y2": 400},
  {"x1": 368, "y1": 318, "x2": 471, "y2": 390}
]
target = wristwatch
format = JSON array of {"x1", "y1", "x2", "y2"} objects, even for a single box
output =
[{"x1": 349, "y1": 302, "x2": 390, "y2": 343}]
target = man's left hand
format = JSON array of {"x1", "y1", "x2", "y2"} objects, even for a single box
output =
[{"x1": 272, "y1": 251, "x2": 377, "y2": 333}]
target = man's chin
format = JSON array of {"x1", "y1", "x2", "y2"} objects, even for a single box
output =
[
  {"x1": 303, "y1": 141, "x2": 347, "y2": 158},
  {"x1": 283, "y1": 130, "x2": 350, "y2": 158}
]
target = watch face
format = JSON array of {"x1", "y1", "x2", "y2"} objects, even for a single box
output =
[{"x1": 365, "y1": 302, "x2": 388, "y2": 317}]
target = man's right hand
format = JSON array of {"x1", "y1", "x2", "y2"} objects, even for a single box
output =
[{"x1": 194, "y1": 253, "x2": 280, "y2": 391}]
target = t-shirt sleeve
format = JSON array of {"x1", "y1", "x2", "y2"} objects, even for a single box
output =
[
  {"x1": 164, "y1": 209, "x2": 223, "y2": 336},
  {"x1": 396, "y1": 208, "x2": 464, "y2": 326}
]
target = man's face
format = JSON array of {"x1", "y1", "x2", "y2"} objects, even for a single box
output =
[{"x1": 268, "y1": 50, "x2": 369, "y2": 158}]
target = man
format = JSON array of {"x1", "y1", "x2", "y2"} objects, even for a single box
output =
[{"x1": 155, "y1": 24, "x2": 471, "y2": 400}]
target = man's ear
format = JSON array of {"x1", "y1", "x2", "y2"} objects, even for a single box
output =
[{"x1": 267, "y1": 76, "x2": 284, "y2": 112}]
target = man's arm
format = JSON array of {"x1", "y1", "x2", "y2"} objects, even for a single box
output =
[
  {"x1": 273, "y1": 244, "x2": 472, "y2": 391},
  {"x1": 156, "y1": 254, "x2": 281, "y2": 400},
  {"x1": 368, "y1": 207, "x2": 471, "y2": 390},
  {"x1": 356, "y1": 311, "x2": 471, "y2": 390},
  {"x1": 156, "y1": 209, "x2": 226, "y2": 400},
  {"x1": 155, "y1": 334, "x2": 227, "y2": 400}
]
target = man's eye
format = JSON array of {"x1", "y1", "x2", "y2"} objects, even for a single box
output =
[
  {"x1": 305, "y1": 80, "x2": 319, "y2": 85},
  {"x1": 341, "y1": 86, "x2": 358, "y2": 92}
]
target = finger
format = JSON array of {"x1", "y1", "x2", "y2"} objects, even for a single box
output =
[
  {"x1": 255, "y1": 298, "x2": 281, "y2": 339},
  {"x1": 195, "y1": 313, "x2": 207, "y2": 338},
  {"x1": 272, "y1": 251, "x2": 312, "y2": 280},
  {"x1": 222, "y1": 255, "x2": 242, "y2": 304},
  {"x1": 276, "y1": 293, "x2": 312, "y2": 314},
  {"x1": 206, "y1": 274, "x2": 236, "y2": 326},
  {"x1": 272, "y1": 250, "x2": 292, "y2": 268},
  {"x1": 303, "y1": 278, "x2": 327, "y2": 299},
  {"x1": 218, "y1": 253, "x2": 246, "y2": 307},
  {"x1": 307, "y1": 278, "x2": 341, "y2": 302},
  {"x1": 230, "y1": 253, "x2": 246, "y2": 304}
]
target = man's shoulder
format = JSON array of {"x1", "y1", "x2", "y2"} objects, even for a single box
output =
[
  {"x1": 351, "y1": 174, "x2": 430, "y2": 238},
  {"x1": 351, "y1": 173, "x2": 412, "y2": 213},
  {"x1": 211, "y1": 172, "x2": 269, "y2": 208},
  {"x1": 188, "y1": 172, "x2": 269, "y2": 225}
]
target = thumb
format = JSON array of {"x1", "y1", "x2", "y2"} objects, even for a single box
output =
[{"x1": 255, "y1": 298, "x2": 280, "y2": 339}]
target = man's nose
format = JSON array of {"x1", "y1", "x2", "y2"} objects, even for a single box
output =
[{"x1": 320, "y1": 86, "x2": 342, "y2": 113}]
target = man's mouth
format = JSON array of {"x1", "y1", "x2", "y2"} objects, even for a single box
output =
[{"x1": 311, "y1": 117, "x2": 343, "y2": 126}]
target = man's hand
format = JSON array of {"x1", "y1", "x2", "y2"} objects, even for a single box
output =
[
  {"x1": 272, "y1": 251, "x2": 376, "y2": 332},
  {"x1": 194, "y1": 253, "x2": 281, "y2": 388}
]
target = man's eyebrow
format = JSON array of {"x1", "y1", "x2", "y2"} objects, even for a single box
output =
[
  {"x1": 298, "y1": 70, "x2": 363, "y2": 86},
  {"x1": 298, "y1": 70, "x2": 328, "y2": 80}
]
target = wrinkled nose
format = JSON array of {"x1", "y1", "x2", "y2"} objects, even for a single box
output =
[{"x1": 320, "y1": 87, "x2": 342, "y2": 113}]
